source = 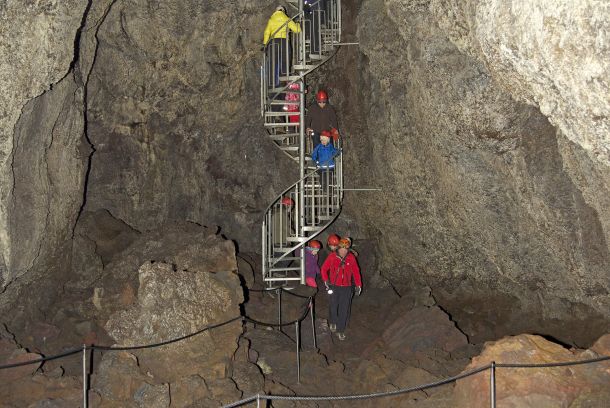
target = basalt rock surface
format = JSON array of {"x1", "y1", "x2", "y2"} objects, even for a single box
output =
[
  {"x1": 453, "y1": 333, "x2": 610, "y2": 407},
  {"x1": 319, "y1": 0, "x2": 610, "y2": 346}
]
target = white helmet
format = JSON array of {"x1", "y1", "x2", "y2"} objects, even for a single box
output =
[{"x1": 276, "y1": 5, "x2": 286, "y2": 13}]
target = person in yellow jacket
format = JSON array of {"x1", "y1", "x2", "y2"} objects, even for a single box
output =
[{"x1": 263, "y1": 6, "x2": 301, "y2": 87}]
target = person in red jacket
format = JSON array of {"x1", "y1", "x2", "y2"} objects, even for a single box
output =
[{"x1": 321, "y1": 237, "x2": 362, "y2": 340}]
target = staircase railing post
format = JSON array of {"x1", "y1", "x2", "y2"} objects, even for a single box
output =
[
  {"x1": 278, "y1": 288, "x2": 283, "y2": 334},
  {"x1": 296, "y1": 320, "x2": 301, "y2": 384},
  {"x1": 310, "y1": 298, "x2": 317, "y2": 349},
  {"x1": 298, "y1": 79, "x2": 306, "y2": 285},
  {"x1": 490, "y1": 362, "x2": 496, "y2": 408}
]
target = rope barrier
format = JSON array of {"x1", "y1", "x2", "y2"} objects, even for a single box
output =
[
  {"x1": 0, "y1": 295, "x2": 312, "y2": 369},
  {"x1": 91, "y1": 316, "x2": 244, "y2": 351},
  {"x1": 223, "y1": 354, "x2": 610, "y2": 407},
  {"x1": 248, "y1": 286, "x2": 313, "y2": 299},
  {"x1": 223, "y1": 364, "x2": 493, "y2": 407},
  {"x1": 0, "y1": 347, "x2": 82, "y2": 370},
  {"x1": 244, "y1": 296, "x2": 312, "y2": 328},
  {"x1": 497, "y1": 355, "x2": 610, "y2": 368}
]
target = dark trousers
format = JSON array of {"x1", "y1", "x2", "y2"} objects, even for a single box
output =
[
  {"x1": 270, "y1": 38, "x2": 290, "y2": 88},
  {"x1": 329, "y1": 285, "x2": 353, "y2": 332},
  {"x1": 318, "y1": 167, "x2": 334, "y2": 195}
]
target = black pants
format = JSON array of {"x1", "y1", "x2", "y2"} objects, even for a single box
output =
[
  {"x1": 270, "y1": 38, "x2": 290, "y2": 87},
  {"x1": 318, "y1": 167, "x2": 334, "y2": 196},
  {"x1": 329, "y1": 285, "x2": 353, "y2": 332}
]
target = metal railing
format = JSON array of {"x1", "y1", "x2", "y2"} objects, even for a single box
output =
[{"x1": 260, "y1": 0, "x2": 343, "y2": 288}]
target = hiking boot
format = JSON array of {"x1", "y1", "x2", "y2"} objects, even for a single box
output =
[
  {"x1": 329, "y1": 323, "x2": 337, "y2": 332},
  {"x1": 337, "y1": 332, "x2": 346, "y2": 341}
]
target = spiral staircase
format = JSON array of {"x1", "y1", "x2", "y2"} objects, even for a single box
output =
[{"x1": 261, "y1": 0, "x2": 343, "y2": 287}]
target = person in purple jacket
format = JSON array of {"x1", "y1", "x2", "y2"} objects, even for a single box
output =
[{"x1": 304, "y1": 240, "x2": 322, "y2": 287}]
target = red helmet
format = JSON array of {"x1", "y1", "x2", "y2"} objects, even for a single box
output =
[
  {"x1": 307, "y1": 240, "x2": 321, "y2": 249},
  {"x1": 327, "y1": 234, "x2": 340, "y2": 246},
  {"x1": 281, "y1": 196, "x2": 294, "y2": 206},
  {"x1": 320, "y1": 130, "x2": 331, "y2": 139},
  {"x1": 338, "y1": 238, "x2": 351, "y2": 249},
  {"x1": 316, "y1": 90, "x2": 328, "y2": 102}
]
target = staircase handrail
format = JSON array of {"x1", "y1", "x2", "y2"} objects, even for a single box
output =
[
  {"x1": 261, "y1": 0, "x2": 340, "y2": 110},
  {"x1": 262, "y1": 146, "x2": 343, "y2": 218}
]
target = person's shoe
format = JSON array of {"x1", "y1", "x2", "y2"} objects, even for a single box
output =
[
  {"x1": 337, "y1": 332, "x2": 346, "y2": 341},
  {"x1": 329, "y1": 323, "x2": 337, "y2": 332}
]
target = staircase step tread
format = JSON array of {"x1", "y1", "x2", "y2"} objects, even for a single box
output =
[
  {"x1": 269, "y1": 267, "x2": 303, "y2": 272},
  {"x1": 265, "y1": 122, "x2": 300, "y2": 127}
]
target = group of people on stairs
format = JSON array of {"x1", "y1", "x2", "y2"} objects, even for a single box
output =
[
  {"x1": 263, "y1": 4, "x2": 360, "y2": 342},
  {"x1": 305, "y1": 234, "x2": 362, "y2": 341}
]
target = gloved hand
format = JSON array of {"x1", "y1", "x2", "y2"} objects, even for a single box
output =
[
  {"x1": 355, "y1": 286, "x2": 362, "y2": 296},
  {"x1": 324, "y1": 281, "x2": 330, "y2": 291}
]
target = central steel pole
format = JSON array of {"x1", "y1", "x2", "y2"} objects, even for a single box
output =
[{"x1": 298, "y1": 0, "x2": 306, "y2": 286}]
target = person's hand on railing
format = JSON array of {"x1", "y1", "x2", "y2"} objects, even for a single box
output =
[{"x1": 355, "y1": 286, "x2": 362, "y2": 296}]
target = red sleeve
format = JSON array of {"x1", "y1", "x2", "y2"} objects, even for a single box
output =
[
  {"x1": 321, "y1": 254, "x2": 332, "y2": 282},
  {"x1": 350, "y1": 254, "x2": 362, "y2": 287}
]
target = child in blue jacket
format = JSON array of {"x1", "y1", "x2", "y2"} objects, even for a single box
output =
[{"x1": 311, "y1": 130, "x2": 338, "y2": 194}]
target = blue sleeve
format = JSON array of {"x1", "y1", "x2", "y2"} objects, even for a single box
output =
[{"x1": 311, "y1": 145, "x2": 319, "y2": 162}]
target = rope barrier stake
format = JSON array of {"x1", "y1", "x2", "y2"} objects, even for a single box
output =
[
  {"x1": 256, "y1": 393, "x2": 261, "y2": 408},
  {"x1": 296, "y1": 321, "x2": 301, "y2": 384},
  {"x1": 82, "y1": 344, "x2": 88, "y2": 408},
  {"x1": 310, "y1": 298, "x2": 317, "y2": 349},
  {"x1": 490, "y1": 361, "x2": 496, "y2": 408},
  {"x1": 278, "y1": 288, "x2": 283, "y2": 335}
]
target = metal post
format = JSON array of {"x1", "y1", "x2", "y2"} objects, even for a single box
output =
[
  {"x1": 278, "y1": 288, "x2": 282, "y2": 334},
  {"x1": 310, "y1": 298, "x2": 317, "y2": 349},
  {"x1": 256, "y1": 394, "x2": 261, "y2": 408},
  {"x1": 296, "y1": 321, "x2": 301, "y2": 384},
  {"x1": 82, "y1": 344, "x2": 88, "y2": 408},
  {"x1": 490, "y1": 362, "x2": 496, "y2": 408}
]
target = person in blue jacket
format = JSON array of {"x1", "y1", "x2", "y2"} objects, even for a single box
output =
[{"x1": 311, "y1": 130, "x2": 338, "y2": 194}]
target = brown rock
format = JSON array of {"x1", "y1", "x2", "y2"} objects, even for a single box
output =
[
  {"x1": 104, "y1": 255, "x2": 243, "y2": 383},
  {"x1": 0, "y1": 351, "x2": 42, "y2": 382},
  {"x1": 170, "y1": 375, "x2": 210, "y2": 407},
  {"x1": 591, "y1": 334, "x2": 610, "y2": 356},
  {"x1": 453, "y1": 334, "x2": 610, "y2": 407}
]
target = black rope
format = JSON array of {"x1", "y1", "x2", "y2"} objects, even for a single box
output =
[
  {"x1": 248, "y1": 287, "x2": 313, "y2": 299},
  {"x1": 243, "y1": 296, "x2": 312, "y2": 328},
  {"x1": 0, "y1": 347, "x2": 82, "y2": 370},
  {"x1": 497, "y1": 355, "x2": 610, "y2": 368},
  {"x1": 92, "y1": 316, "x2": 243, "y2": 351},
  {"x1": 223, "y1": 364, "x2": 492, "y2": 407}
]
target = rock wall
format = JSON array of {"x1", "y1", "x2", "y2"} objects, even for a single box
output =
[
  {"x1": 0, "y1": 0, "x2": 88, "y2": 289},
  {"x1": 321, "y1": 0, "x2": 609, "y2": 345},
  {"x1": 84, "y1": 0, "x2": 297, "y2": 250}
]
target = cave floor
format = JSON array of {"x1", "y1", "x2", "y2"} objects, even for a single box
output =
[{"x1": 240, "y1": 272, "x2": 477, "y2": 407}]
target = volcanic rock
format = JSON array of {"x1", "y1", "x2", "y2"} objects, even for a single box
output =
[{"x1": 453, "y1": 334, "x2": 610, "y2": 407}]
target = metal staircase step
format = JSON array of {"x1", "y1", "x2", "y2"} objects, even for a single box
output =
[
  {"x1": 303, "y1": 226, "x2": 323, "y2": 232},
  {"x1": 264, "y1": 277, "x2": 302, "y2": 282},
  {"x1": 269, "y1": 133, "x2": 300, "y2": 140},
  {"x1": 293, "y1": 64, "x2": 317, "y2": 71},
  {"x1": 273, "y1": 247, "x2": 295, "y2": 253},
  {"x1": 280, "y1": 146, "x2": 299, "y2": 152},
  {"x1": 269, "y1": 266, "x2": 302, "y2": 272},
  {"x1": 269, "y1": 87, "x2": 301, "y2": 94},
  {"x1": 286, "y1": 236, "x2": 308, "y2": 243},
  {"x1": 265, "y1": 111, "x2": 298, "y2": 117},
  {"x1": 269, "y1": 257, "x2": 302, "y2": 262},
  {"x1": 279, "y1": 75, "x2": 302, "y2": 81},
  {"x1": 265, "y1": 122, "x2": 300, "y2": 127}
]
